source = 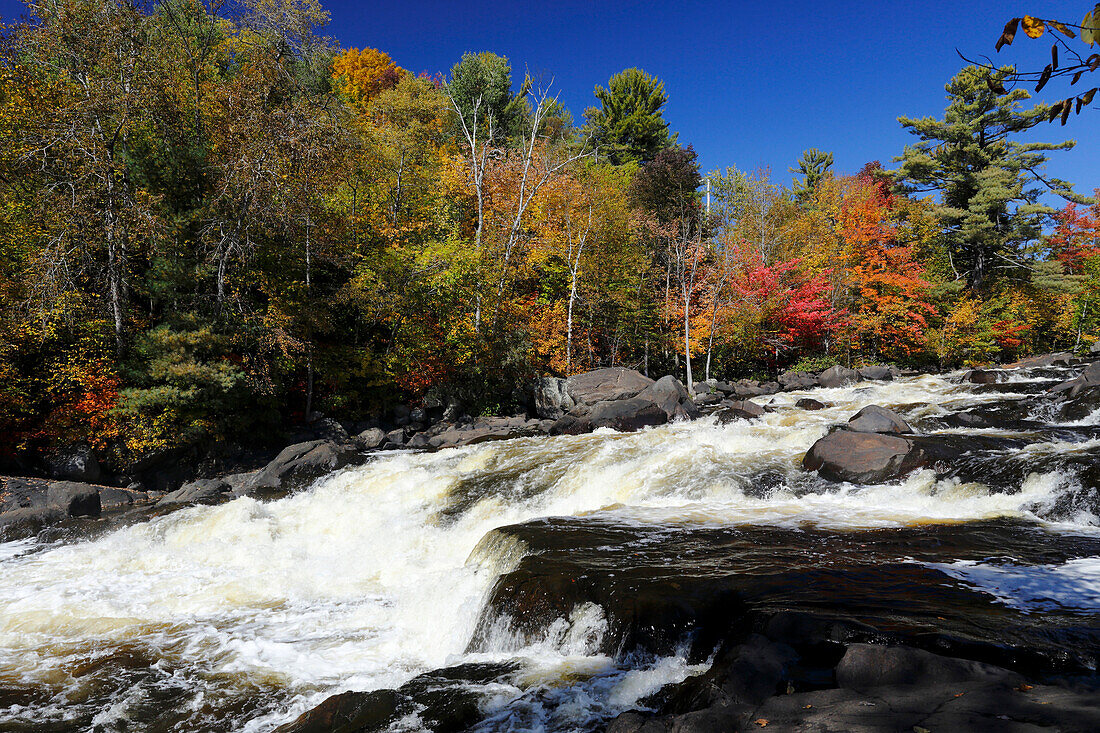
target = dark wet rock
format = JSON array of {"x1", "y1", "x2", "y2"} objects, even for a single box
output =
[
  {"x1": 428, "y1": 416, "x2": 544, "y2": 449},
  {"x1": 551, "y1": 398, "x2": 668, "y2": 435},
  {"x1": 847, "y1": 405, "x2": 911, "y2": 434},
  {"x1": 98, "y1": 486, "x2": 151, "y2": 511},
  {"x1": 534, "y1": 376, "x2": 574, "y2": 419},
  {"x1": 803, "y1": 431, "x2": 924, "y2": 483},
  {"x1": 1059, "y1": 385, "x2": 1100, "y2": 422},
  {"x1": 243, "y1": 440, "x2": 359, "y2": 495},
  {"x1": 857, "y1": 365, "x2": 893, "y2": 381},
  {"x1": 1009, "y1": 352, "x2": 1077, "y2": 368},
  {"x1": 693, "y1": 391, "x2": 722, "y2": 406},
  {"x1": 636, "y1": 375, "x2": 700, "y2": 420},
  {"x1": 566, "y1": 367, "x2": 654, "y2": 406},
  {"x1": 716, "y1": 400, "x2": 766, "y2": 423},
  {"x1": 277, "y1": 663, "x2": 516, "y2": 733},
  {"x1": 0, "y1": 506, "x2": 65, "y2": 536},
  {"x1": 45, "y1": 481, "x2": 101, "y2": 517},
  {"x1": 778, "y1": 371, "x2": 817, "y2": 391},
  {"x1": 964, "y1": 368, "x2": 1000, "y2": 384},
  {"x1": 796, "y1": 398, "x2": 827, "y2": 410},
  {"x1": 158, "y1": 478, "x2": 233, "y2": 507},
  {"x1": 355, "y1": 427, "x2": 386, "y2": 450},
  {"x1": 836, "y1": 643, "x2": 1019, "y2": 689},
  {"x1": 759, "y1": 381, "x2": 782, "y2": 395},
  {"x1": 43, "y1": 444, "x2": 101, "y2": 483},
  {"x1": 1051, "y1": 360, "x2": 1100, "y2": 398},
  {"x1": 274, "y1": 688, "x2": 403, "y2": 732},
  {"x1": 383, "y1": 428, "x2": 406, "y2": 447},
  {"x1": 818, "y1": 365, "x2": 860, "y2": 388}
]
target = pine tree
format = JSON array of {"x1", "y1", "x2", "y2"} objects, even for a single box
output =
[
  {"x1": 894, "y1": 65, "x2": 1081, "y2": 290},
  {"x1": 584, "y1": 68, "x2": 674, "y2": 165},
  {"x1": 790, "y1": 148, "x2": 833, "y2": 204}
]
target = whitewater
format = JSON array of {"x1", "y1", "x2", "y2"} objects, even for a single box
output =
[{"x1": 0, "y1": 369, "x2": 1098, "y2": 731}]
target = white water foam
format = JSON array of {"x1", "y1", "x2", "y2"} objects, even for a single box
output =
[{"x1": 0, "y1": 369, "x2": 1096, "y2": 730}]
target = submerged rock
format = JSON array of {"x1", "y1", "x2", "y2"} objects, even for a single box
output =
[
  {"x1": 716, "y1": 399, "x2": 766, "y2": 423},
  {"x1": 795, "y1": 397, "x2": 827, "y2": 410}
]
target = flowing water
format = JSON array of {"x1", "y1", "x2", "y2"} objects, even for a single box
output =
[{"x1": 1, "y1": 367, "x2": 1099, "y2": 731}]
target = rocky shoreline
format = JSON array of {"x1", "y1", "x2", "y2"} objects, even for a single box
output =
[{"x1": 5, "y1": 352, "x2": 1099, "y2": 542}]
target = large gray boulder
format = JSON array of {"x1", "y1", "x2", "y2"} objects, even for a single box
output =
[
  {"x1": 244, "y1": 440, "x2": 359, "y2": 494},
  {"x1": 45, "y1": 481, "x2": 101, "y2": 517},
  {"x1": 635, "y1": 375, "x2": 700, "y2": 420},
  {"x1": 534, "y1": 377, "x2": 575, "y2": 419},
  {"x1": 836, "y1": 643, "x2": 1019, "y2": 689},
  {"x1": 44, "y1": 444, "x2": 101, "y2": 483},
  {"x1": 716, "y1": 399, "x2": 766, "y2": 423},
  {"x1": 818, "y1": 365, "x2": 860, "y2": 388},
  {"x1": 803, "y1": 430, "x2": 926, "y2": 483},
  {"x1": 857, "y1": 365, "x2": 893, "y2": 381},
  {"x1": 550, "y1": 398, "x2": 668, "y2": 435},
  {"x1": 1051, "y1": 360, "x2": 1100, "y2": 398},
  {"x1": 963, "y1": 368, "x2": 999, "y2": 384},
  {"x1": 355, "y1": 427, "x2": 386, "y2": 450},
  {"x1": 158, "y1": 478, "x2": 234, "y2": 507},
  {"x1": 847, "y1": 405, "x2": 912, "y2": 434},
  {"x1": 778, "y1": 371, "x2": 818, "y2": 391},
  {"x1": 565, "y1": 367, "x2": 654, "y2": 406}
]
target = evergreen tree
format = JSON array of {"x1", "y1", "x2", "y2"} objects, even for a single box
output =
[
  {"x1": 790, "y1": 148, "x2": 833, "y2": 204},
  {"x1": 894, "y1": 65, "x2": 1080, "y2": 290},
  {"x1": 584, "y1": 68, "x2": 674, "y2": 165}
]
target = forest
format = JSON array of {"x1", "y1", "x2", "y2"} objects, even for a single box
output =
[{"x1": 2, "y1": 0, "x2": 1099, "y2": 469}]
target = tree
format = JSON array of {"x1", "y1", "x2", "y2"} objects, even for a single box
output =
[
  {"x1": 895, "y1": 65, "x2": 1080, "y2": 291},
  {"x1": 446, "y1": 51, "x2": 527, "y2": 146},
  {"x1": 790, "y1": 148, "x2": 834, "y2": 204},
  {"x1": 584, "y1": 68, "x2": 674, "y2": 165},
  {"x1": 332, "y1": 47, "x2": 403, "y2": 111}
]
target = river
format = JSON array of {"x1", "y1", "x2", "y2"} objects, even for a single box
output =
[{"x1": 0, "y1": 366, "x2": 1098, "y2": 731}]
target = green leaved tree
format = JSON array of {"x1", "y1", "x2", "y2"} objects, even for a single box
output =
[
  {"x1": 790, "y1": 148, "x2": 834, "y2": 205},
  {"x1": 894, "y1": 65, "x2": 1081, "y2": 291}
]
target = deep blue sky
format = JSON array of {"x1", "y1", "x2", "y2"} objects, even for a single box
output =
[{"x1": 2, "y1": 1, "x2": 1096, "y2": 197}]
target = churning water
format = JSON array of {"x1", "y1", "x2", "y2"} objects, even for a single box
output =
[{"x1": 1, "y1": 368, "x2": 1098, "y2": 731}]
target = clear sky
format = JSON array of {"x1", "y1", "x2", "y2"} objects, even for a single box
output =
[{"x1": 2, "y1": 1, "x2": 1096, "y2": 198}]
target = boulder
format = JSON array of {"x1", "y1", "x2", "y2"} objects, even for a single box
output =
[
  {"x1": 778, "y1": 371, "x2": 817, "y2": 391},
  {"x1": 550, "y1": 398, "x2": 668, "y2": 435},
  {"x1": 1051, "y1": 360, "x2": 1100, "y2": 398},
  {"x1": 99, "y1": 486, "x2": 150, "y2": 511},
  {"x1": 836, "y1": 643, "x2": 1019, "y2": 690},
  {"x1": 43, "y1": 444, "x2": 101, "y2": 483},
  {"x1": 857, "y1": 365, "x2": 893, "y2": 381},
  {"x1": 428, "y1": 417, "x2": 545, "y2": 449},
  {"x1": 565, "y1": 367, "x2": 654, "y2": 406},
  {"x1": 818, "y1": 365, "x2": 860, "y2": 388},
  {"x1": 310, "y1": 417, "x2": 349, "y2": 443},
  {"x1": 383, "y1": 428, "x2": 406, "y2": 447},
  {"x1": 795, "y1": 397, "x2": 827, "y2": 410},
  {"x1": 45, "y1": 481, "x2": 101, "y2": 517},
  {"x1": 274, "y1": 688, "x2": 403, "y2": 733},
  {"x1": 158, "y1": 478, "x2": 233, "y2": 507},
  {"x1": 803, "y1": 430, "x2": 926, "y2": 483},
  {"x1": 716, "y1": 400, "x2": 765, "y2": 423},
  {"x1": 758, "y1": 381, "x2": 782, "y2": 395},
  {"x1": 635, "y1": 375, "x2": 700, "y2": 420},
  {"x1": 1091, "y1": 340, "x2": 1100, "y2": 355},
  {"x1": 963, "y1": 368, "x2": 999, "y2": 384},
  {"x1": 533, "y1": 377, "x2": 575, "y2": 419},
  {"x1": 847, "y1": 405, "x2": 912, "y2": 434},
  {"x1": 244, "y1": 440, "x2": 358, "y2": 494},
  {"x1": 355, "y1": 427, "x2": 386, "y2": 450},
  {"x1": 0, "y1": 506, "x2": 65, "y2": 537},
  {"x1": 1008, "y1": 352, "x2": 1076, "y2": 368}
]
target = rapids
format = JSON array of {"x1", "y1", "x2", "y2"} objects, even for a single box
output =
[{"x1": 1, "y1": 367, "x2": 1099, "y2": 731}]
